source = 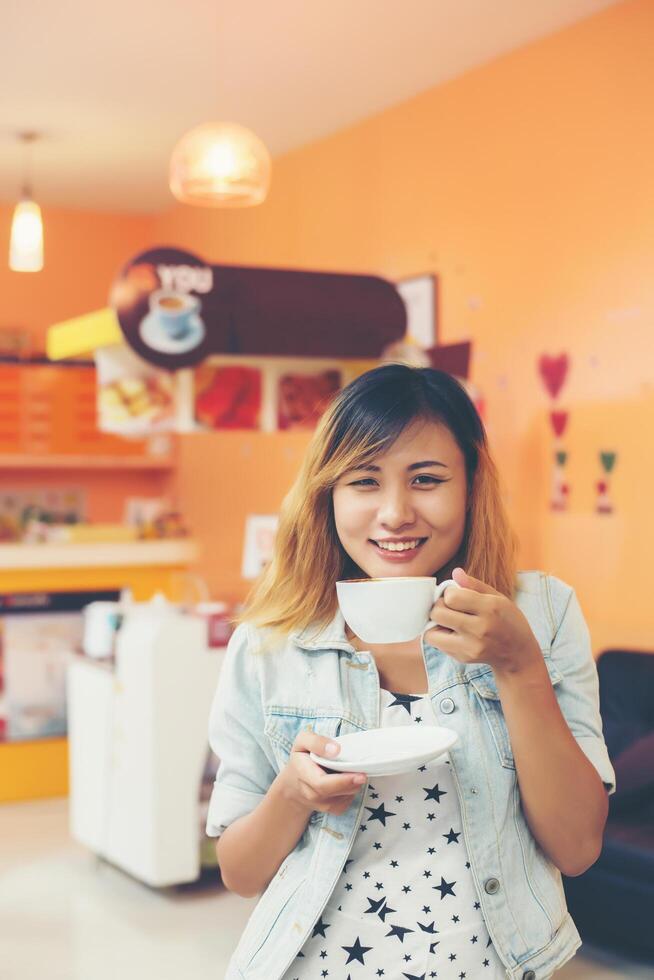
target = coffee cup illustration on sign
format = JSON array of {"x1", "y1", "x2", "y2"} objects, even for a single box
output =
[{"x1": 139, "y1": 290, "x2": 206, "y2": 353}]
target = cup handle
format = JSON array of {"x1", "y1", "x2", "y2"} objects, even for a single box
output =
[{"x1": 419, "y1": 578, "x2": 459, "y2": 643}]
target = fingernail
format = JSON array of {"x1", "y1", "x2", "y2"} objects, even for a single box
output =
[
  {"x1": 353, "y1": 774, "x2": 366, "y2": 784},
  {"x1": 324, "y1": 742, "x2": 338, "y2": 756}
]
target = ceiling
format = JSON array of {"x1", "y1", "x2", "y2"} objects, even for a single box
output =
[{"x1": 1, "y1": 0, "x2": 618, "y2": 214}]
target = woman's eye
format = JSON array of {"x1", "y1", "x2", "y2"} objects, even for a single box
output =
[
  {"x1": 413, "y1": 474, "x2": 446, "y2": 486},
  {"x1": 349, "y1": 478, "x2": 377, "y2": 487}
]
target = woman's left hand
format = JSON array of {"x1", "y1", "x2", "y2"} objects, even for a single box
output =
[{"x1": 424, "y1": 567, "x2": 542, "y2": 677}]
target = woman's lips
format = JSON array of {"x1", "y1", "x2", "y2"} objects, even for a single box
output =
[{"x1": 369, "y1": 538, "x2": 428, "y2": 562}]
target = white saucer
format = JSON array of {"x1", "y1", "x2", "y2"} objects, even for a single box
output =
[
  {"x1": 139, "y1": 312, "x2": 206, "y2": 354},
  {"x1": 310, "y1": 726, "x2": 458, "y2": 777}
]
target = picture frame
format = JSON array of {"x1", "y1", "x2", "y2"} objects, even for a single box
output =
[{"x1": 396, "y1": 274, "x2": 438, "y2": 349}]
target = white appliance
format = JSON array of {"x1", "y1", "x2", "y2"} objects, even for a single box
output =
[{"x1": 67, "y1": 595, "x2": 225, "y2": 887}]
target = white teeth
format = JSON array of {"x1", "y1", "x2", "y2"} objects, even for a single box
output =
[{"x1": 376, "y1": 539, "x2": 421, "y2": 552}]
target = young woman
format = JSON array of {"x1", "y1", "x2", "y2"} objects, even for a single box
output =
[{"x1": 207, "y1": 364, "x2": 614, "y2": 980}]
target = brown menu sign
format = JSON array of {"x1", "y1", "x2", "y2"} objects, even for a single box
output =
[{"x1": 110, "y1": 247, "x2": 406, "y2": 370}]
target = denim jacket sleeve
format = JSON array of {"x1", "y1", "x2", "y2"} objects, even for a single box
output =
[
  {"x1": 547, "y1": 576, "x2": 616, "y2": 794},
  {"x1": 205, "y1": 622, "x2": 278, "y2": 837}
]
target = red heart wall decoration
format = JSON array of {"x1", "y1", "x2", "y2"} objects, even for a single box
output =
[
  {"x1": 538, "y1": 354, "x2": 569, "y2": 400},
  {"x1": 550, "y1": 411, "x2": 569, "y2": 438}
]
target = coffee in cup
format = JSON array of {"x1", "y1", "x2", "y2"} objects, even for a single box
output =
[
  {"x1": 149, "y1": 290, "x2": 200, "y2": 340},
  {"x1": 335, "y1": 576, "x2": 459, "y2": 644}
]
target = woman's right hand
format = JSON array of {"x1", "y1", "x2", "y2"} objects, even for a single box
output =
[{"x1": 278, "y1": 728, "x2": 367, "y2": 817}]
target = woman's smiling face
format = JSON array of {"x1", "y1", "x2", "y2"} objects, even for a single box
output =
[{"x1": 332, "y1": 419, "x2": 468, "y2": 579}]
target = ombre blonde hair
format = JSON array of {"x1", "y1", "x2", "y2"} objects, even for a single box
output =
[{"x1": 242, "y1": 365, "x2": 517, "y2": 639}]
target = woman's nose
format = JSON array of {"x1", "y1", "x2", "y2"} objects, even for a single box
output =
[{"x1": 377, "y1": 491, "x2": 415, "y2": 529}]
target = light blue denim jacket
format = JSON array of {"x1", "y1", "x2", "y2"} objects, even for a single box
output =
[{"x1": 206, "y1": 572, "x2": 615, "y2": 980}]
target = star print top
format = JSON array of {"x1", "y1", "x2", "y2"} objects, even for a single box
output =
[{"x1": 281, "y1": 688, "x2": 507, "y2": 980}]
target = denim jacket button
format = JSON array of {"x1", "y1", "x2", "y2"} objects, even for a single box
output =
[
  {"x1": 439, "y1": 697, "x2": 455, "y2": 714},
  {"x1": 522, "y1": 972, "x2": 536, "y2": 980},
  {"x1": 484, "y1": 877, "x2": 501, "y2": 894}
]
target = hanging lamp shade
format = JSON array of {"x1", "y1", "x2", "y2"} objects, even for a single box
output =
[
  {"x1": 169, "y1": 121, "x2": 271, "y2": 208},
  {"x1": 9, "y1": 198, "x2": 44, "y2": 272}
]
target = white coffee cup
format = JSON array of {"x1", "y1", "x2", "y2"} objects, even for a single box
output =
[{"x1": 336, "y1": 576, "x2": 459, "y2": 644}]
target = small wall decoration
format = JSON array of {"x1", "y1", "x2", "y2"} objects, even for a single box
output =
[
  {"x1": 194, "y1": 364, "x2": 261, "y2": 430},
  {"x1": 277, "y1": 369, "x2": 341, "y2": 430},
  {"x1": 396, "y1": 274, "x2": 438, "y2": 349},
  {"x1": 596, "y1": 451, "x2": 617, "y2": 514},
  {"x1": 538, "y1": 353, "x2": 569, "y2": 400},
  {"x1": 242, "y1": 514, "x2": 279, "y2": 579},
  {"x1": 537, "y1": 352, "x2": 571, "y2": 511}
]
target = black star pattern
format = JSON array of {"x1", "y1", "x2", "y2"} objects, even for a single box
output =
[
  {"x1": 423, "y1": 783, "x2": 447, "y2": 803},
  {"x1": 378, "y1": 902, "x2": 396, "y2": 922},
  {"x1": 312, "y1": 916, "x2": 331, "y2": 938},
  {"x1": 365, "y1": 802, "x2": 396, "y2": 826},
  {"x1": 341, "y1": 937, "x2": 372, "y2": 965},
  {"x1": 386, "y1": 923, "x2": 415, "y2": 943},
  {"x1": 389, "y1": 692, "x2": 423, "y2": 714},
  {"x1": 288, "y1": 691, "x2": 502, "y2": 978},
  {"x1": 433, "y1": 876, "x2": 456, "y2": 899}
]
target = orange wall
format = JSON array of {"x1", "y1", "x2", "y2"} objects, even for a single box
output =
[{"x1": 154, "y1": 0, "x2": 653, "y2": 653}]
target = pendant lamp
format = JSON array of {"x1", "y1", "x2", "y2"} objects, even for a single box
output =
[
  {"x1": 9, "y1": 132, "x2": 44, "y2": 273},
  {"x1": 169, "y1": 121, "x2": 271, "y2": 208}
]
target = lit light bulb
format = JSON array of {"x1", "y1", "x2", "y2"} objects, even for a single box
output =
[
  {"x1": 9, "y1": 198, "x2": 44, "y2": 272},
  {"x1": 169, "y1": 122, "x2": 271, "y2": 208}
]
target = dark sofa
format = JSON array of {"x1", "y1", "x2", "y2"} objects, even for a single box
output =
[{"x1": 563, "y1": 649, "x2": 654, "y2": 963}]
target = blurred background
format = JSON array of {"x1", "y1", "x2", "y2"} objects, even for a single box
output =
[{"x1": 0, "y1": 1, "x2": 652, "y2": 977}]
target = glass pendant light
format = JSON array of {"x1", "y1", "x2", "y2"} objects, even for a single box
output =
[
  {"x1": 9, "y1": 132, "x2": 44, "y2": 273},
  {"x1": 169, "y1": 121, "x2": 271, "y2": 208}
]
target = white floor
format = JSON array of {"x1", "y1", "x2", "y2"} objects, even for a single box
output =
[{"x1": 1, "y1": 799, "x2": 652, "y2": 980}]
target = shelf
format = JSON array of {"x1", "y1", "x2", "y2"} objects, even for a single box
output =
[
  {"x1": 0, "y1": 539, "x2": 199, "y2": 570},
  {"x1": 0, "y1": 453, "x2": 174, "y2": 470}
]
